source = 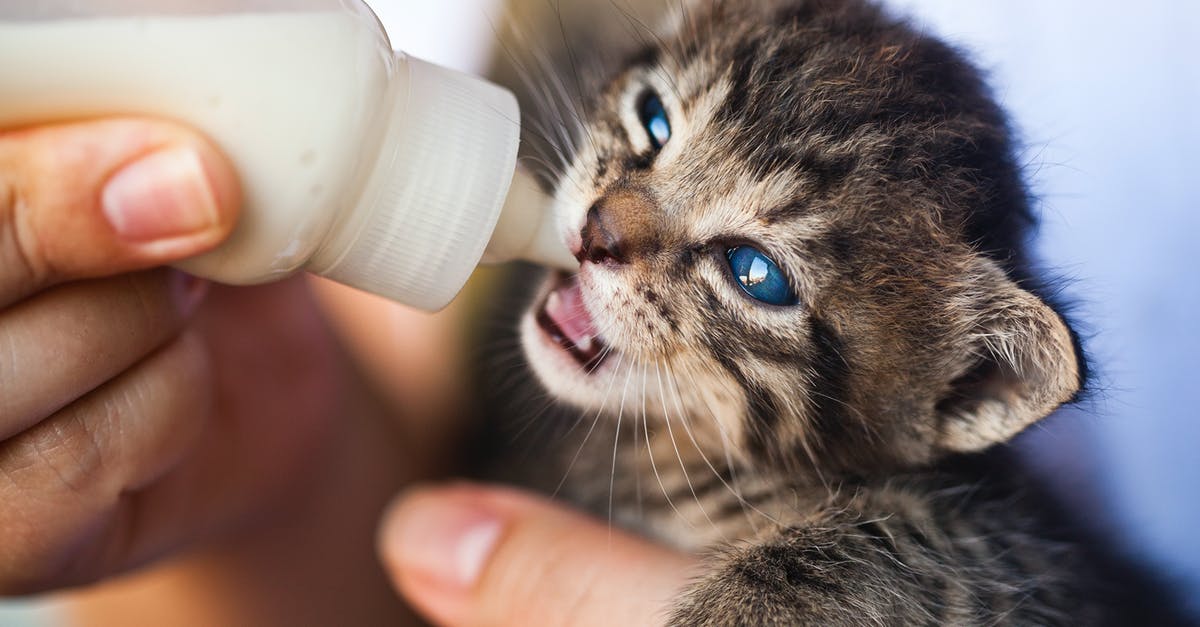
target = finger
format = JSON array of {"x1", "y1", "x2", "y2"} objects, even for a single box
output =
[
  {"x1": 0, "y1": 118, "x2": 240, "y2": 306},
  {"x1": 0, "y1": 330, "x2": 212, "y2": 594},
  {"x1": 378, "y1": 484, "x2": 700, "y2": 627},
  {"x1": 0, "y1": 269, "x2": 207, "y2": 440}
]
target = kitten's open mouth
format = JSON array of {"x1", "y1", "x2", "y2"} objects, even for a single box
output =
[{"x1": 536, "y1": 274, "x2": 610, "y2": 370}]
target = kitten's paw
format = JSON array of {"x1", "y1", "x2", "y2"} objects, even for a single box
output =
[{"x1": 667, "y1": 539, "x2": 888, "y2": 627}]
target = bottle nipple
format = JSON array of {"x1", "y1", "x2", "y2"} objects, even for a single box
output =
[{"x1": 483, "y1": 169, "x2": 577, "y2": 271}]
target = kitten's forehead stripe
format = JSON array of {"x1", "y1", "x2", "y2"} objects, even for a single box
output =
[
  {"x1": 716, "y1": 40, "x2": 763, "y2": 125},
  {"x1": 625, "y1": 44, "x2": 661, "y2": 72},
  {"x1": 821, "y1": 227, "x2": 857, "y2": 266}
]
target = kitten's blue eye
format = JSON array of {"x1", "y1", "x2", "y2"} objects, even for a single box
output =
[
  {"x1": 638, "y1": 92, "x2": 671, "y2": 150},
  {"x1": 726, "y1": 246, "x2": 799, "y2": 306}
]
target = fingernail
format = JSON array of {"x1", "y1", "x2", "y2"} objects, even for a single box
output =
[
  {"x1": 102, "y1": 147, "x2": 220, "y2": 244},
  {"x1": 383, "y1": 495, "x2": 504, "y2": 590},
  {"x1": 169, "y1": 270, "x2": 209, "y2": 315}
]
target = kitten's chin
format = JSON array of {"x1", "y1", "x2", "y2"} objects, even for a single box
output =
[{"x1": 521, "y1": 273, "x2": 621, "y2": 406}]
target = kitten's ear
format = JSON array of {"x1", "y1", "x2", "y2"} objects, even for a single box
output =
[{"x1": 933, "y1": 261, "x2": 1082, "y2": 453}]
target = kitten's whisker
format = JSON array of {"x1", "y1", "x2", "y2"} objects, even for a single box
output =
[
  {"x1": 633, "y1": 361, "x2": 647, "y2": 519},
  {"x1": 607, "y1": 0, "x2": 686, "y2": 104},
  {"x1": 494, "y1": 20, "x2": 601, "y2": 209},
  {"x1": 474, "y1": 348, "x2": 525, "y2": 372},
  {"x1": 522, "y1": 27, "x2": 585, "y2": 144},
  {"x1": 477, "y1": 333, "x2": 555, "y2": 443},
  {"x1": 489, "y1": 95, "x2": 563, "y2": 172},
  {"x1": 556, "y1": 342, "x2": 621, "y2": 440},
  {"x1": 504, "y1": 385, "x2": 569, "y2": 444},
  {"x1": 608, "y1": 354, "x2": 638, "y2": 547},
  {"x1": 653, "y1": 360, "x2": 723, "y2": 539},
  {"x1": 517, "y1": 153, "x2": 565, "y2": 180},
  {"x1": 583, "y1": 344, "x2": 617, "y2": 377},
  {"x1": 676, "y1": 361, "x2": 764, "y2": 533},
  {"x1": 545, "y1": 1, "x2": 611, "y2": 176},
  {"x1": 643, "y1": 360, "x2": 692, "y2": 528},
  {"x1": 489, "y1": 32, "x2": 574, "y2": 179},
  {"x1": 682, "y1": 356, "x2": 822, "y2": 518},
  {"x1": 679, "y1": 362, "x2": 762, "y2": 535},
  {"x1": 768, "y1": 382, "x2": 832, "y2": 492},
  {"x1": 497, "y1": 17, "x2": 582, "y2": 153},
  {"x1": 665, "y1": 362, "x2": 782, "y2": 527},
  {"x1": 672, "y1": 357, "x2": 782, "y2": 523},
  {"x1": 552, "y1": 353, "x2": 625, "y2": 499},
  {"x1": 481, "y1": 315, "x2": 621, "y2": 448},
  {"x1": 501, "y1": 352, "x2": 612, "y2": 446}
]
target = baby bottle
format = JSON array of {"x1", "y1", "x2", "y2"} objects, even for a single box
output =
[{"x1": 0, "y1": 0, "x2": 574, "y2": 310}]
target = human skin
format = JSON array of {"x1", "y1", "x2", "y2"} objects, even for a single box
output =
[
  {"x1": 63, "y1": 280, "x2": 456, "y2": 626},
  {"x1": 0, "y1": 117, "x2": 445, "y2": 625},
  {"x1": 379, "y1": 484, "x2": 700, "y2": 627}
]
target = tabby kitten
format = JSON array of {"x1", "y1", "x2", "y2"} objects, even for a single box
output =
[{"x1": 487, "y1": 0, "x2": 1192, "y2": 624}]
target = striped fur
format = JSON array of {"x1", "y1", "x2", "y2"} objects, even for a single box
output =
[{"x1": 487, "y1": 0, "x2": 1194, "y2": 624}]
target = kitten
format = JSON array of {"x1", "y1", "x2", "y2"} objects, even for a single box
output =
[{"x1": 480, "y1": 0, "x2": 1195, "y2": 624}]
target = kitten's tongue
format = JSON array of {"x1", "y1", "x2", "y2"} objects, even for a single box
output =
[{"x1": 544, "y1": 277, "x2": 599, "y2": 352}]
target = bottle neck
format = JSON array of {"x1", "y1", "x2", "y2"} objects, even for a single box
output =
[
  {"x1": 482, "y1": 169, "x2": 577, "y2": 271},
  {"x1": 310, "y1": 54, "x2": 521, "y2": 311}
]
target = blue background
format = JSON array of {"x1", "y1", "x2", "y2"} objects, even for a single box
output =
[{"x1": 889, "y1": 0, "x2": 1200, "y2": 610}]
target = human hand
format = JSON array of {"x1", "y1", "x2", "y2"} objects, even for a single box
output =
[
  {"x1": 0, "y1": 118, "x2": 345, "y2": 594},
  {"x1": 378, "y1": 484, "x2": 701, "y2": 627}
]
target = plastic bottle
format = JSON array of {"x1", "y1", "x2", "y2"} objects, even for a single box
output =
[{"x1": 0, "y1": 0, "x2": 575, "y2": 311}]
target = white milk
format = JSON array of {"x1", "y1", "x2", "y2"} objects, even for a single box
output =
[
  {"x1": 0, "y1": 4, "x2": 572, "y2": 311},
  {"x1": 1, "y1": 12, "x2": 388, "y2": 281}
]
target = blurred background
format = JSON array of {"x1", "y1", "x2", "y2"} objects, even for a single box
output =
[{"x1": 2, "y1": 0, "x2": 1196, "y2": 623}]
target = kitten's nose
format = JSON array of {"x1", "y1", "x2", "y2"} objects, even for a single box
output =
[{"x1": 578, "y1": 190, "x2": 659, "y2": 265}]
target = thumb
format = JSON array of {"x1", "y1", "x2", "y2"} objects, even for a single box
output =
[
  {"x1": 378, "y1": 483, "x2": 700, "y2": 627},
  {"x1": 0, "y1": 118, "x2": 240, "y2": 306}
]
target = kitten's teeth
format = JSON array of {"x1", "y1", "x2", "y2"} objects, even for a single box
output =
[{"x1": 538, "y1": 274, "x2": 607, "y2": 369}]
